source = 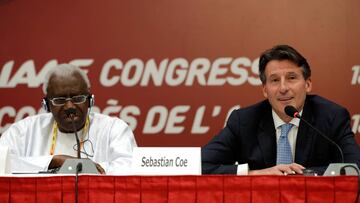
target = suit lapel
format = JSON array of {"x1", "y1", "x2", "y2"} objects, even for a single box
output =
[
  {"x1": 257, "y1": 107, "x2": 277, "y2": 167},
  {"x1": 295, "y1": 98, "x2": 315, "y2": 165}
]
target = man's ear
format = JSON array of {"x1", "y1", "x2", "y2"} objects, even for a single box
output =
[
  {"x1": 262, "y1": 85, "x2": 268, "y2": 98},
  {"x1": 305, "y1": 77, "x2": 312, "y2": 93}
]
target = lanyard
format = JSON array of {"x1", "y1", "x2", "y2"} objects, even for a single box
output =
[{"x1": 50, "y1": 117, "x2": 90, "y2": 155}]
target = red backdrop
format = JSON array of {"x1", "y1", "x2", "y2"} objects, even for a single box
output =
[{"x1": 0, "y1": 0, "x2": 359, "y2": 147}]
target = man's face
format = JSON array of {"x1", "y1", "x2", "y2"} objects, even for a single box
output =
[
  {"x1": 46, "y1": 73, "x2": 89, "y2": 132},
  {"x1": 262, "y1": 60, "x2": 312, "y2": 121}
]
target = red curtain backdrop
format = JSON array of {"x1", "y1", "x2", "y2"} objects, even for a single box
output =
[{"x1": 0, "y1": 1, "x2": 359, "y2": 147}]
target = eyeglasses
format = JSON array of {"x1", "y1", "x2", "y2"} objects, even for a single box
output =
[{"x1": 49, "y1": 95, "x2": 88, "y2": 106}]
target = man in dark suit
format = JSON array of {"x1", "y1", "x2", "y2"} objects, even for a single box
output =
[{"x1": 202, "y1": 45, "x2": 360, "y2": 175}]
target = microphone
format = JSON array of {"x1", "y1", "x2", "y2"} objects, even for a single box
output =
[
  {"x1": 64, "y1": 108, "x2": 82, "y2": 203},
  {"x1": 284, "y1": 105, "x2": 344, "y2": 163},
  {"x1": 65, "y1": 108, "x2": 81, "y2": 159},
  {"x1": 57, "y1": 109, "x2": 99, "y2": 175}
]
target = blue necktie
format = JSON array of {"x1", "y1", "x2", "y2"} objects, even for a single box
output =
[{"x1": 276, "y1": 123, "x2": 293, "y2": 165}]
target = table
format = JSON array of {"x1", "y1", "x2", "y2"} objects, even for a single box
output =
[{"x1": 0, "y1": 175, "x2": 358, "y2": 203}]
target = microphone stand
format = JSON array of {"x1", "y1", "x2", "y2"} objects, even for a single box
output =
[
  {"x1": 297, "y1": 117, "x2": 344, "y2": 163},
  {"x1": 284, "y1": 105, "x2": 359, "y2": 183},
  {"x1": 75, "y1": 162, "x2": 82, "y2": 203},
  {"x1": 284, "y1": 106, "x2": 344, "y2": 163},
  {"x1": 68, "y1": 110, "x2": 82, "y2": 203},
  {"x1": 70, "y1": 115, "x2": 81, "y2": 159},
  {"x1": 58, "y1": 110, "x2": 99, "y2": 174}
]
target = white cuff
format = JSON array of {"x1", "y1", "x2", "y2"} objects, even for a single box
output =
[{"x1": 236, "y1": 163, "x2": 249, "y2": 175}]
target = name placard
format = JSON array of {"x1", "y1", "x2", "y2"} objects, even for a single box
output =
[
  {"x1": 0, "y1": 145, "x2": 10, "y2": 174},
  {"x1": 131, "y1": 147, "x2": 201, "y2": 175}
]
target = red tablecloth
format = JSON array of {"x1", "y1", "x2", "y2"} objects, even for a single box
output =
[{"x1": 0, "y1": 175, "x2": 358, "y2": 203}]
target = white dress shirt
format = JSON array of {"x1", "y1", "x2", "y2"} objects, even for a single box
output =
[{"x1": 0, "y1": 112, "x2": 137, "y2": 175}]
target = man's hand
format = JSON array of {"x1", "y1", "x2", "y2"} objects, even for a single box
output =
[
  {"x1": 49, "y1": 155, "x2": 75, "y2": 169},
  {"x1": 95, "y1": 163, "x2": 105, "y2": 174},
  {"x1": 248, "y1": 163, "x2": 305, "y2": 175}
]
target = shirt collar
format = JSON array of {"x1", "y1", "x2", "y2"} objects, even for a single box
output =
[{"x1": 272, "y1": 109, "x2": 302, "y2": 129}]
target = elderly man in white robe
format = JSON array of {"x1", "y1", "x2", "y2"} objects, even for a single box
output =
[{"x1": 0, "y1": 64, "x2": 137, "y2": 174}]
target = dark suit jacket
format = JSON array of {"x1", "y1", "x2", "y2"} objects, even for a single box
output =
[{"x1": 201, "y1": 95, "x2": 360, "y2": 174}]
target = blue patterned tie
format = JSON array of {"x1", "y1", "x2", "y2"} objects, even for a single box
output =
[{"x1": 276, "y1": 123, "x2": 293, "y2": 165}]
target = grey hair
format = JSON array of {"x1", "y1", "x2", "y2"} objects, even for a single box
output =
[{"x1": 42, "y1": 64, "x2": 91, "y2": 95}]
